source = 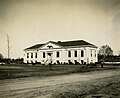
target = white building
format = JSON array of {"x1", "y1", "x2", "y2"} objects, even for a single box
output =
[{"x1": 23, "y1": 40, "x2": 98, "y2": 65}]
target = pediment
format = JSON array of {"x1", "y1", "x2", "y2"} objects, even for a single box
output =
[{"x1": 39, "y1": 41, "x2": 62, "y2": 49}]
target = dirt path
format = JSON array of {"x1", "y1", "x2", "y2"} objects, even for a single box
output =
[{"x1": 0, "y1": 69, "x2": 120, "y2": 98}]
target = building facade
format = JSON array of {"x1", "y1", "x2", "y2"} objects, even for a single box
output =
[{"x1": 23, "y1": 40, "x2": 98, "y2": 65}]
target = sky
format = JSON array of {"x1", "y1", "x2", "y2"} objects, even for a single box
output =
[{"x1": 0, "y1": 0, "x2": 120, "y2": 58}]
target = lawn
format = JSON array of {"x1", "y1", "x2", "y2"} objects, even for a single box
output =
[{"x1": 0, "y1": 64, "x2": 117, "y2": 79}]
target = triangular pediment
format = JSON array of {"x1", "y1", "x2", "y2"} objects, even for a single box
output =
[{"x1": 39, "y1": 41, "x2": 62, "y2": 49}]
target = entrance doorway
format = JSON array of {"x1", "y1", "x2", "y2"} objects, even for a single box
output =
[
  {"x1": 47, "y1": 53, "x2": 52, "y2": 56},
  {"x1": 47, "y1": 53, "x2": 52, "y2": 60},
  {"x1": 47, "y1": 51, "x2": 53, "y2": 64}
]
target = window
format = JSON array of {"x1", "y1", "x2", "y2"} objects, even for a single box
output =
[
  {"x1": 31, "y1": 53, "x2": 33, "y2": 58},
  {"x1": 27, "y1": 60, "x2": 29, "y2": 64},
  {"x1": 27, "y1": 53, "x2": 29, "y2": 58},
  {"x1": 91, "y1": 50, "x2": 92, "y2": 57},
  {"x1": 95, "y1": 50, "x2": 96, "y2": 57},
  {"x1": 68, "y1": 51, "x2": 71, "y2": 57},
  {"x1": 43, "y1": 52, "x2": 45, "y2": 58},
  {"x1": 68, "y1": 60, "x2": 72, "y2": 64},
  {"x1": 74, "y1": 51, "x2": 77, "y2": 57},
  {"x1": 81, "y1": 50, "x2": 84, "y2": 57},
  {"x1": 35, "y1": 60, "x2": 37, "y2": 63},
  {"x1": 81, "y1": 60, "x2": 84, "y2": 64},
  {"x1": 56, "y1": 60, "x2": 60, "y2": 64},
  {"x1": 56, "y1": 51, "x2": 59, "y2": 58},
  {"x1": 35, "y1": 52, "x2": 37, "y2": 58},
  {"x1": 74, "y1": 60, "x2": 78, "y2": 64}
]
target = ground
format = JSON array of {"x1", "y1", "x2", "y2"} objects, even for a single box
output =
[
  {"x1": 0, "y1": 68, "x2": 120, "y2": 98},
  {"x1": 0, "y1": 64, "x2": 117, "y2": 79}
]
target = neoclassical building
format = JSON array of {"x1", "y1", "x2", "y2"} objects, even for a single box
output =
[{"x1": 23, "y1": 40, "x2": 98, "y2": 65}]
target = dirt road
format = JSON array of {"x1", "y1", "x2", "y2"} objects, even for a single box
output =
[{"x1": 0, "y1": 69, "x2": 120, "y2": 98}]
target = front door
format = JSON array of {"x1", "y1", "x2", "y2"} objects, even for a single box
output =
[
  {"x1": 47, "y1": 53, "x2": 52, "y2": 60},
  {"x1": 47, "y1": 52, "x2": 53, "y2": 64}
]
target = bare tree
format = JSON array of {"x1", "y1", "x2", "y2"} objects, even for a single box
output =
[
  {"x1": 98, "y1": 45, "x2": 113, "y2": 56},
  {"x1": 98, "y1": 45, "x2": 113, "y2": 67}
]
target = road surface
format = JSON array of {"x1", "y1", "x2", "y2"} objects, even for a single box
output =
[{"x1": 0, "y1": 69, "x2": 120, "y2": 98}]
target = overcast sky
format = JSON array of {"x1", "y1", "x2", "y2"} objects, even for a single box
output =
[{"x1": 0, "y1": 0, "x2": 120, "y2": 58}]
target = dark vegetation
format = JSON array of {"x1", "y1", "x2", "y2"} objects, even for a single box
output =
[
  {"x1": 98, "y1": 55, "x2": 120, "y2": 62},
  {"x1": 0, "y1": 58, "x2": 24, "y2": 64},
  {"x1": 0, "y1": 64, "x2": 118, "y2": 80}
]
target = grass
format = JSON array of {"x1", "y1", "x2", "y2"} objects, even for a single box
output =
[
  {"x1": 50, "y1": 75, "x2": 120, "y2": 98},
  {"x1": 0, "y1": 64, "x2": 118, "y2": 79}
]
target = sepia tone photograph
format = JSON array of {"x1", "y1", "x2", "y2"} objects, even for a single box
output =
[{"x1": 0, "y1": 0, "x2": 120, "y2": 98}]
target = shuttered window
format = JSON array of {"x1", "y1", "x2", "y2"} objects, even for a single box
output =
[
  {"x1": 91, "y1": 50, "x2": 92, "y2": 57},
  {"x1": 35, "y1": 53, "x2": 37, "y2": 58},
  {"x1": 81, "y1": 50, "x2": 84, "y2": 57},
  {"x1": 56, "y1": 51, "x2": 59, "y2": 58},
  {"x1": 27, "y1": 53, "x2": 29, "y2": 58},
  {"x1": 74, "y1": 51, "x2": 77, "y2": 57},
  {"x1": 68, "y1": 51, "x2": 71, "y2": 57},
  {"x1": 43, "y1": 52, "x2": 45, "y2": 58},
  {"x1": 31, "y1": 53, "x2": 33, "y2": 58}
]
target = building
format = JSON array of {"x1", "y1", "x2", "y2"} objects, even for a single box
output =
[{"x1": 23, "y1": 40, "x2": 98, "y2": 65}]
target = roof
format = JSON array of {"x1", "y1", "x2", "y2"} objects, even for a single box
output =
[
  {"x1": 24, "y1": 40, "x2": 97, "y2": 51},
  {"x1": 57, "y1": 40, "x2": 97, "y2": 47},
  {"x1": 24, "y1": 44, "x2": 44, "y2": 50}
]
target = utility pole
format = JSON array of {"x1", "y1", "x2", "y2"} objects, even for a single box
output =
[{"x1": 6, "y1": 33, "x2": 10, "y2": 77}]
